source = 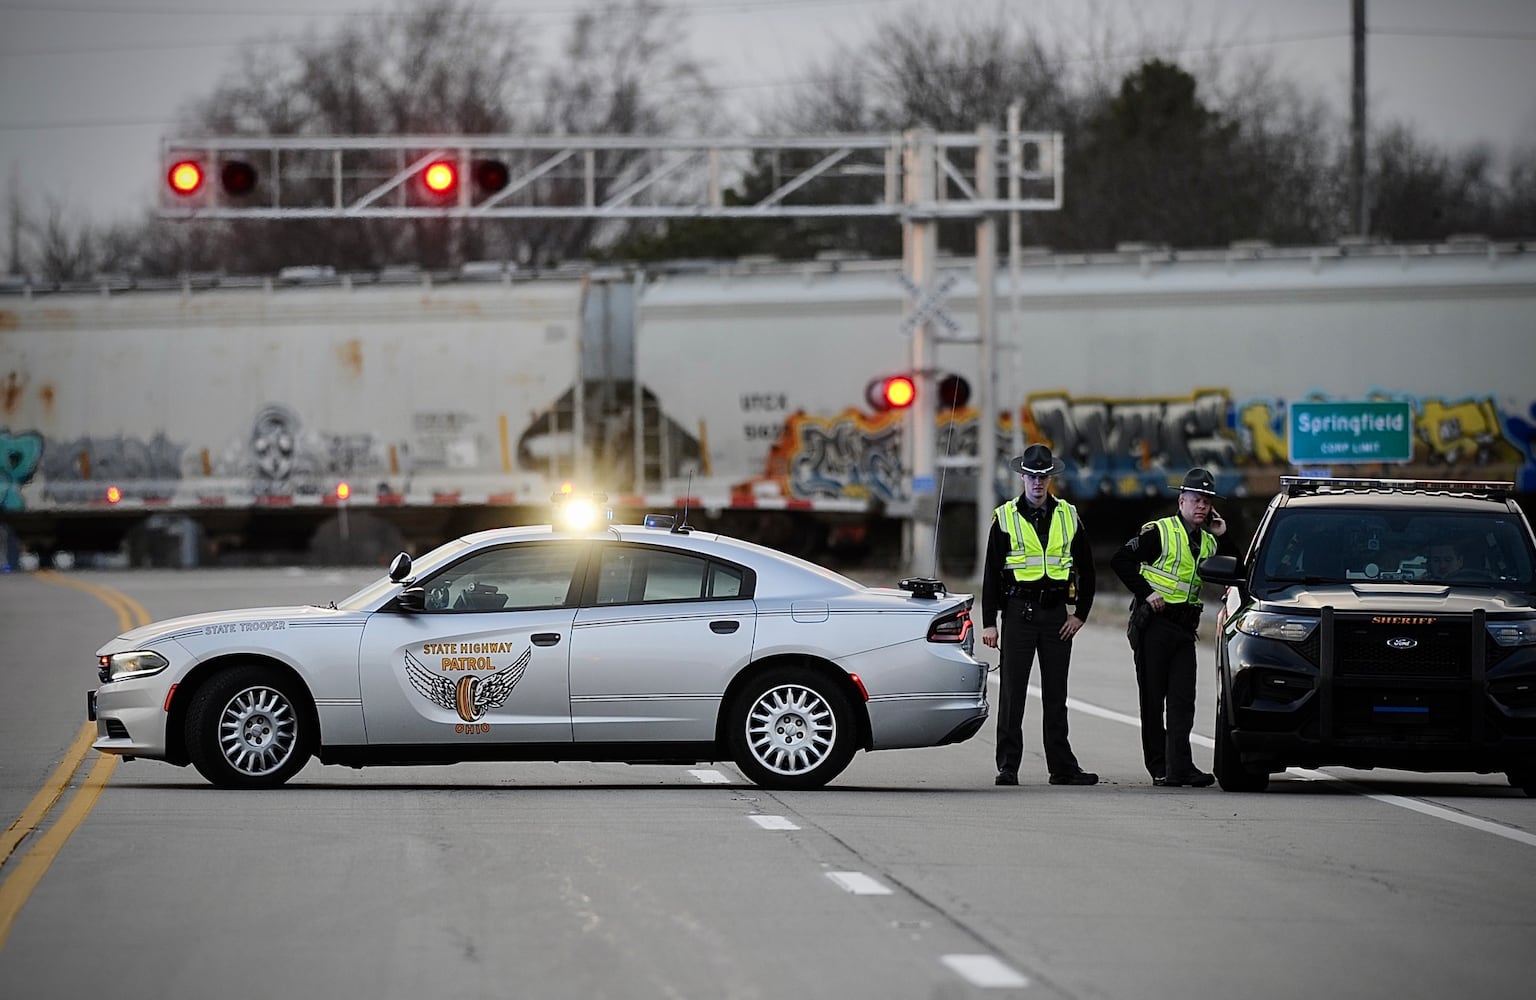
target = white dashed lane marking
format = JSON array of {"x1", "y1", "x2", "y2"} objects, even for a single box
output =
[
  {"x1": 1007, "y1": 679, "x2": 1536, "y2": 849},
  {"x1": 942, "y1": 954, "x2": 1030, "y2": 988},
  {"x1": 688, "y1": 769, "x2": 731, "y2": 783},
  {"x1": 749, "y1": 815, "x2": 799, "y2": 830},
  {"x1": 825, "y1": 871, "x2": 892, "y2": 895}
]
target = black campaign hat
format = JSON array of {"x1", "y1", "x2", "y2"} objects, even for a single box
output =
[
  {"x1": 1008, "y1": 444, "x2": 1065, "y2": 478},
  {"x1": 1176, "y1": 467, "x2": 1222, "y2": 498}
]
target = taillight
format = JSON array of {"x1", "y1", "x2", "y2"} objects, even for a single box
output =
[{"x1": 928, "y1": 607, "x2": 972, "y2": 644}]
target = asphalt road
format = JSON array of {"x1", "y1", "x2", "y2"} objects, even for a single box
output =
[{"x1": 1, "y1": 567, "x2": 1532, "y2": 1000}]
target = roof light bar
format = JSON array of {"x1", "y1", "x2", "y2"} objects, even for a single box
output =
[{"x1": 1280, "y1": 476, "x2": 1514, "y2": 499}]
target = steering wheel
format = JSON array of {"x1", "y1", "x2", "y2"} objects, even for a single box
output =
[{"x1": 425, "y1": 582, "x2": 453, "y2": 610}]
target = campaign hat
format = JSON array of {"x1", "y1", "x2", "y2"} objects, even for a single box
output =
[
  {"x1": 1176, "y1": 467, "x2": 1223, "y2": 498},
  {"x1": 1008, "y1": 444, "x2": 1065, "y2": 478}
]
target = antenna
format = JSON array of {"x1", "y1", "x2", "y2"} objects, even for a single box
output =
[
  {"x1": 899, "y1": 395, "x2": 957, "y2": 600},
  {"x1": 928, "y1": 402, "x2": 961, "y2": 576},
  {"x1": 671, "y1": 470, "x2": 694, "y2": 534}
]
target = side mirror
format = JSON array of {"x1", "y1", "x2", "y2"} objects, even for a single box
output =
[
  {"x1": 397, "y1": 586, "x2": 426, "y2": 612},
  {"x1": 1200, "y1": 554, "x2": 1245, "y2": 585},
  {"x1": 388, "y1": 552, "x2": 413, "y2": 583}
]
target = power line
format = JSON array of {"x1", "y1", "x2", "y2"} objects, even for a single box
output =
[{"x1": 1, "y1": 0, "x2": 899, "y2": 16}]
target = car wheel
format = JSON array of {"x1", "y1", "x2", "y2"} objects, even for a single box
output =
[
  {"x1": 729, "y1": 668, "x2": 855, "y2": 790},
  {"x1": 1214, "y1": 696, "x2": 1269, "y2": 792},
  {"x1": 186, "y1": 665, "x2": 313, "y2": 788}
]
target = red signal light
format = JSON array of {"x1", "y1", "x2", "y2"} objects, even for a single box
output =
[
  {"x1": 867, "y1": 374, "x2": 916, "y2": 411},
  {"x1": 168, "y1": 160, "x2": 204, "y2": 196},
  {"x1": 106, "y1": 486, "x2": 122, "y2": 504},
  {"x1": 422, "y1": 160, "x2": 457, "y2": 195}
]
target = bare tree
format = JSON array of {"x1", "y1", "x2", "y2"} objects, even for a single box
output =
[
  {"x1": 23, "y1": 199, "x2": 100, "y2": 285},
  {"x1": 527, "y1": 0, "x2": 721, "y2": 264},
  {"x1": 169, "y1": 0, "x2": 535, "y2": 272}
]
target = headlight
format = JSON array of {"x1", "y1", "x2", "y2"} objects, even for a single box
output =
[
  {"x1": 98, "y1": 650, "x2": 169, "y2": 682},
  {"x1": 1488, "y1": 618, "x2": 1536, "y2": 648},
  {"x1": 1233, "y1": 610, "x2": 1318, "y2": 642}
]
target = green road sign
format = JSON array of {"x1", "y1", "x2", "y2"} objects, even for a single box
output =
[{"x1": 1288, "y1": 401, "x2": 1414, "y2": 464}]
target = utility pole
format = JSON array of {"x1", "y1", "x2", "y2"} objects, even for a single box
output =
[
  {"x1": 973, "y1": 126, "x2": 998, "y2": 582},
  {"x1": 1351, "y1": 0, "x2": 1369, "y2": 236},
  {"x1": 902, "y1": 128, "x2": 938, "y2": 576}
]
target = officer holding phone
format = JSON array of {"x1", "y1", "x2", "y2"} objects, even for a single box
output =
[{"x1": 1110, "y1": 468, "x2": 1228, "y2": 787}]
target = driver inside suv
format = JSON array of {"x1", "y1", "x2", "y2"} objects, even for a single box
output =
[{"x1": 1427, "y1": 539, "x2": 1467, "y2": 580}]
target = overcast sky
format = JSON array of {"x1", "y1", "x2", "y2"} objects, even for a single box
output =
[{"x1": 2, "y1": 0, "x2": 1535, "y2": 238}]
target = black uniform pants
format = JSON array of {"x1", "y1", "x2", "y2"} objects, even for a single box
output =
[
  {"x1": 995, "y1": 597, "x2": 1081, "y2": 776},
  {"x1": 1134, "y1": 614, "x2": 1199, "y2": 779}
]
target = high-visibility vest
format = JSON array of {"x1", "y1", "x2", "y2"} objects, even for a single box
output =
[
  {"x1": 1139, "y1": 516, "x2": 1216, "y2": 604},
  {"x1": 995, "y1": 498, "x2": 1077, "y2": 581}
]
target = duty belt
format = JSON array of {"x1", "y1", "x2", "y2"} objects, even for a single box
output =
[
  {"x1": 1162, "y1": 601, "x2": 1203, "y2": 627},
  {"x1": 1007, "y1": 585, "x2": 1067, "y2": 604}
]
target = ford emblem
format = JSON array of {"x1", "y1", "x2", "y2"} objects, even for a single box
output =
[{"x1": 1387, "y1": 637, "x2": 1418, "y2": 650}]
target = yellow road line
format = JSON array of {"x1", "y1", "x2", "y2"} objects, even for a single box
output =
[
  {"x1": 35, "y1": 569, "x2": 148, "y2": 634},
  {"x1": 0, "y1": 722, "x2": 97, "y2": 867},
  {"x1": 0, "y1": 571, "x2": 148, "y2": 952},
  {"x1": 0, "y1": 753, "x2": 118, "y2": 949}
]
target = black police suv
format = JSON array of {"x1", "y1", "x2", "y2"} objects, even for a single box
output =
[{"x1": 1200, "y1": 477, "x2": 1536, "y2": 795}]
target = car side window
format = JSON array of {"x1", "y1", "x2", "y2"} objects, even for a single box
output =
[
  {"x1": 422, "y1": 544, "x2": 581, "y2": 612},
  {"x1": 592, "y1": 546, "x2": 745, "y2": 606},
  {"x1": 709, "y1": 563, "x2": 744, "y2": 598}
]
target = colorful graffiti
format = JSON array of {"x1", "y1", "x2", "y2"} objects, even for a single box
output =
[
  {"x1": 1, "y1": 429, "x2": 43, "y2": 511},
  {"x1": 751, "y1": 390, "x2": 1536, "y2": 503},
  {"x1": 741, "y1": 407, "x2": 1021, "y2": 506}
]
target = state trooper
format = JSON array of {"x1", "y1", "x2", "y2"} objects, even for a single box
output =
[
  {"x1": 980, "y1": 444, "x2": 1098, "y2": 787},
  {"x1": 1111, "y1": 468, "x2": 1229, "y2": 787}
]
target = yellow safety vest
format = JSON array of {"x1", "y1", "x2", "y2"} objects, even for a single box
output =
[
  {"x1": 995, "y1": 498, "x2": 1077, "y2": 582},
  {"x1": 1139, "y1": 516, "x2": 1216, "y2": 604}
]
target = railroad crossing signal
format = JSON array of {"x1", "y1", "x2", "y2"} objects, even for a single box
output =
[
  {"x1": 867, "y1": 374, "x2": 918, "y2": 411},
  {"x1": 157, "y1": 131, "x2": 1064, "y2": 219}
]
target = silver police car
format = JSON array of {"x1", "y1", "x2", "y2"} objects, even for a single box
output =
[{"x1": 91, "y1": 510, "x2": 987, "y2": 790}]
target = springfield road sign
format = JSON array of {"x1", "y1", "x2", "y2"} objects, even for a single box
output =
[{"x1": 1288, "y1": 401, "x2": 1414, "y2": 464}]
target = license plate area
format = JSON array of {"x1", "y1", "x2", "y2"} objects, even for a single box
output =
[{"x1": 1335, "y1": 689, "x2": 1468, "y2": 741}]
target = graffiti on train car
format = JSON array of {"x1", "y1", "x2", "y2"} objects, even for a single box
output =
[
  {"x1": 1, "y1": 429, "x2": 43, "y2": 511},
  {"x1": 5, "y1": 390, "x2": 1536, "y2": 514},
  {"x1": 40, "y1": 432, "x2": 184, "y2": 503},
  {"x1": 741, "y1": 389, "x2": 1536, "y2": 504}
]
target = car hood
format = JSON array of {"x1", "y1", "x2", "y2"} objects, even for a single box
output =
[
  {"x1": 1258, "y1": 584, "x2": 1536, "y2": 615},
  {"x1": 97, "y1": 604, "x2": 363, "y2": 653}
]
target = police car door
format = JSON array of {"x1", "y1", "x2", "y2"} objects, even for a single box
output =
[
  {"x1": 358, "y1": 540, "x2": 584, "y2": 744},
  {"x1": 569, "y1": 542, "x2": 756, "y2": 742}
]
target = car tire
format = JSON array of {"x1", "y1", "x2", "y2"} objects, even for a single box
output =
[
  {"x1": 729, "y1": 667, "x2": 855, "y2": 790},
  {"x1": 186, "y1": 665, "x2": 313, "y2": 788},
  {"x1": 1214, "y1": 696, "x2": 1269, "y2": 793}
]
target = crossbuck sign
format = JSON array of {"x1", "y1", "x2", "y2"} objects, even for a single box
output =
[{"x1": 897, "y1": 273, "x2": 960, "y2": 336}]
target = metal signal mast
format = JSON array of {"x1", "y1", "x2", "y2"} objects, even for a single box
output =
[{"x1": 159, "y1": 126, "x2": 1064, "y2": 575}]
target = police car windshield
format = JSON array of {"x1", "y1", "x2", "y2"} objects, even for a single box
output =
[{"x1": 1257, "y1": 509, "x2": 1536, "y2": 589}]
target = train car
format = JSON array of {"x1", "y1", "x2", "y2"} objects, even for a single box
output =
[
  {"x1": 3, "y1": 241, "x2": 1534, "y2": 568},
  {"x1": 2, "y1": 271, "x2": 595, "y2": 564}
]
